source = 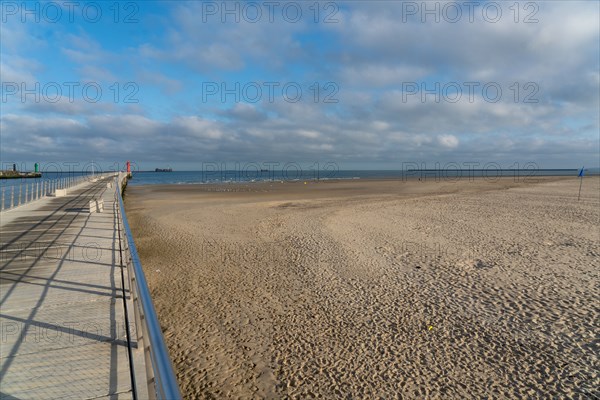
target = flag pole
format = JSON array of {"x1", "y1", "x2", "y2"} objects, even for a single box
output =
[{"x1": 577, "y1": 167, "x2": 584, "y2": 201}]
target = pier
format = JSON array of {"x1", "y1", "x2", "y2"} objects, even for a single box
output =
[{"x1": 0, "y1": 173, "x2": 180, "y2": 399}]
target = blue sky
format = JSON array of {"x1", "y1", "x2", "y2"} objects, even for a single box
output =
[{"x1": 1, "y1": 0, "x2": 599, "y2": 171}]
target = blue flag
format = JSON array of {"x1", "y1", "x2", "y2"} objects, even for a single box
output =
[{"x1": 578, "y1": 167, "x2": 585, "y2": 177}]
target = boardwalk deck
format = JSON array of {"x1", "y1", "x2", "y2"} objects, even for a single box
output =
[{"x1": 0, "y1": 177, "x2": 136, "y2": 399}]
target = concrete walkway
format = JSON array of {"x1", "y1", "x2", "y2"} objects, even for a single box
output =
[{"x1": 0, "y1": 177, "x2": 135, "y2": 399}]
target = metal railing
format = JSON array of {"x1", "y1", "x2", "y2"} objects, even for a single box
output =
[
  {"x1": 114, "y1": 173, "x2": 182, "y2": 400},
  {"x1": 0, "y1": 173, "x2": 116, "y2": 212}
]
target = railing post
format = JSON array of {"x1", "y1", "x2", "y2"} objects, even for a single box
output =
[
  {"x1": 10, "y1": 186, "x2": 14, "y2": 209},
  {"x1": 1, "y1": 186, "x2": 4, "y2": 211}
]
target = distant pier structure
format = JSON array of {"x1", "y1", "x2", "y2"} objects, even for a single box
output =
[{"x1": 0, "y1": 162, "x2": 42, "y2": 179}]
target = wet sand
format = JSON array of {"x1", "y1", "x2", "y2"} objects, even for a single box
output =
[{"x1": 126, "y1": 177, "x2": 599, "y2": 399}]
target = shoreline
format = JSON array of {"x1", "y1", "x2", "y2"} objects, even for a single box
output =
[
  {"x1": 126, "y1": 173, "x2": 591, "y2": 187},
  {"x1": 127, "y1": 175, "x2": 574, "y2": 188}
]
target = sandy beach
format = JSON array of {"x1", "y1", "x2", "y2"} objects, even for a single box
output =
[{"x1": 125, "y1": 176, "x2": 599, "y2": 399}]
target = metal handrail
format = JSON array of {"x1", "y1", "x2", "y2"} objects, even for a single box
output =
[
  {"x1": 115, "y1": 173, "x2": 182, "y2": 400},
  {"x1": 0, "y1": 173, "x2": 115, "y2": 212}
]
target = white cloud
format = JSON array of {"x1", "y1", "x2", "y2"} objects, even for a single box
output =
[
  {"x1": 341, "y1": 65, "x2": 430, "y2": 87},
  {"x1": 0, "y1": 57, "x2": 39, "y2": 84},
  {"x1": 172, "y1": 116, "x2": 224, "y2": 140},
  {"x1": 437, "y1": 134, "x2": 459, "y2": 149},
  {"x1": 137, "y1": 71, "x2": 182, "y2": 95},
  {"x1": 296, "y1": 130, "x2": 320, "y2": 139},
  {"x1": 77, "y1": 65, "x2": 116, "y2": 83}
]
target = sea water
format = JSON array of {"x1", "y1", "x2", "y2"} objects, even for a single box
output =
[{"x1": 126, "y1": 169, "x2": 587, "y2": 186}]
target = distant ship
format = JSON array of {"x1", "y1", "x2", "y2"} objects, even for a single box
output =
[{"x1": 155, "y1": 168, "x2": 173, "y2": 172}]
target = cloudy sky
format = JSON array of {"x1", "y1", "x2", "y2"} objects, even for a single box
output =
[{"x1": 1, "y1": 1, "x2": 599, "y2": 171}]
